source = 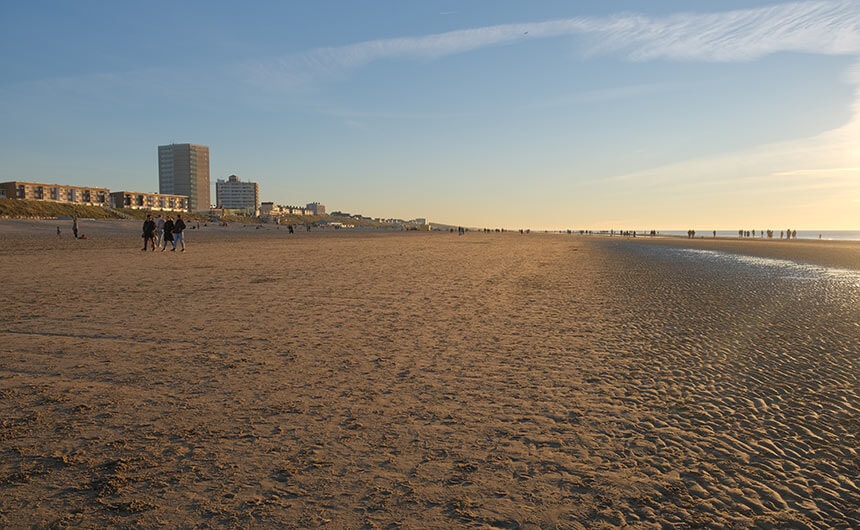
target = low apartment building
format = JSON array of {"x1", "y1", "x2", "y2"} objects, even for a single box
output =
[
  {"x1": 0, "y1": 181, "x2": 110, "y2": 206},
  {"x1": 306, "y1": 202, "x2": 326, "y2": 215},
  {"x1": 110, "y1": 191, "x2": 189, "y2": 211},
  {"x1": 216, "y1": 175, "x2": 259, "y2": 213}
]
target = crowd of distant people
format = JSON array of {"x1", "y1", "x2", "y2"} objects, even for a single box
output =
[{"x1": 735, "y1": 229, "x2": 798, "y2": 239}]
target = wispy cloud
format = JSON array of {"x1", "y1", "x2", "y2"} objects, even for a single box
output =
[
  {"x1": 247, "y1": 0, "x2": 860, "y2": 89},
  {"x1": 6, "y1": 1, "x2": 860, "y2": 98},
  {"x1": 589, "y1": 56, "x2": 860, "y2": 198}
]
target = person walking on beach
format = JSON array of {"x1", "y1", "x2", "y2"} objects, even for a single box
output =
[
  {"x1": 173, "y1": 214, "x2": 186, "y2": 252},
  {"x1": 162, "y1": 216, "x2": 175, "y2": 251},
  {"x1": 142, "y1": 215, "x2": 156, "y2": 251},
  {"x1": 72, "y1": 217, "x2": 79, "y2": 239},
  {"x1": 56, "y1": 226, "x2": 61, "y2": 238},
  {"x1": 155, "y1": 215, "x2": 165, "y2": 247}
]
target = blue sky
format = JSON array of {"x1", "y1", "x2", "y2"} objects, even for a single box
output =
[{"x1": 2, "y1": 1, "x2": 860, "y2": 229}]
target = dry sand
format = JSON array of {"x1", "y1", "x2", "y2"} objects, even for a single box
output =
[{"x1": 1, "y1": 220, "x2": 858, "y2": 528}]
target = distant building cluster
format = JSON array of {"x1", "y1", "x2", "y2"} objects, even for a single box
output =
[
  {"x1": 330, "y1": 211, "x2": 428, "y2": 227},
  {"x1": 0, "y1": 142, "x2": 406, "y2": 225},
  {"x1": 259, "y1": 201, "x2": 326, "y2": 223}
]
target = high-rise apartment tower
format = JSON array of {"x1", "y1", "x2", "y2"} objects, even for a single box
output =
[{"x1": 158, "y1": 143, "x2": 210, "y2": 212}]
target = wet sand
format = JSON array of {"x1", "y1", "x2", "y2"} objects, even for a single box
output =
[{"x1": 1, "y1": 220, "x2": 858, "y2": 528}]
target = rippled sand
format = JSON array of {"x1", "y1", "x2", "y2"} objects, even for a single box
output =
[{"x1": 1, "y1": 221, "x2": 858, "y2": 528}]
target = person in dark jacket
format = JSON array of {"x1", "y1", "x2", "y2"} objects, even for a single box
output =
[
  {"x1": 142, "y1": 215, "x2": 156, "y2": 251},
  {"x1": 173, "y1": 215, "x2": 187, "y2": 251},
  {"x1": 161, "y1": 217, "x2": 175, "y2": 251}
]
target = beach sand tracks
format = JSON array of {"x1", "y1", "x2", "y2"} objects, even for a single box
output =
[{"x1": 1, "y1": 232, "x2": 859, "y2": 526}]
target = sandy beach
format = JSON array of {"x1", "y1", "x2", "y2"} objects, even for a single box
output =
[{"x1": 1, "y1": 220, "x2": 858, "y2": 528}]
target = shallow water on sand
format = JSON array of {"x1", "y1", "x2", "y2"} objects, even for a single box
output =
[{"x1": 623, "y1": 243, "x2": 860, "y2": 291}]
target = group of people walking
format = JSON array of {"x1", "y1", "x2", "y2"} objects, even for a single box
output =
[{"x1": 142, "y1": 214, "x2": 186, "y2": 252}]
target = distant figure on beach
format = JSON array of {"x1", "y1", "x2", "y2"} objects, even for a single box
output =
[
  {"x1": 792, "y1": 230, "x2": 797, "y2": 239},
  {"x1": 713, "y1": 230, "x2": 716, "y2": 238},
  {"x1": 459, "y1": 227, "x2": 465, "y2": 236},
  {"x1": 155, "y1": 215, "x2": 164, "y2": 247},
  {"x1": 162, "y1": 217, "x2": 175, "y2": 251},
  {"x1": 174, "y1": 215, "x2": 186, "y2": 252},
  {"x1": 141, "y1": 215, "x2": 156, "y2": 251},
  {"x1": 72, "y1": 217, "x2": 78, "y2": 239},
  {"x1": 56, "y1": 226, "x2": 61, "y2": 238},
  {"x1": 288, "y1": 224, "x2": 294, "y2": 234},
  {"x1": 306, "y1": 224, "x2": 311, "y2": 232}
]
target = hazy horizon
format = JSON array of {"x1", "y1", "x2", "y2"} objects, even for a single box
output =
[{"x1": 3, "y1": 0, "x2": 860, "y2": 230}]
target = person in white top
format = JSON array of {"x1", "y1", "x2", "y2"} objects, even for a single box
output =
[{"x1": 155, "y1": 215, "x2": 165, "y2": 247}]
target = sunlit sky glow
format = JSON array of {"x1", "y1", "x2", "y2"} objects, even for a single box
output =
[{"x1": 2, "y1": 0, "x2": 860, "y2": 229}]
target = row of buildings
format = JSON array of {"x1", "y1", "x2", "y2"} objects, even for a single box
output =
[
  {"x1": 0, "y1": 181, "x2": 190, "y2": 211},
  {"x1": 259, "y1": 201, "x2": 326, "y2": 223},
  {"x1": 2, "y1": 143, "x2": 326, "y2": 218}
]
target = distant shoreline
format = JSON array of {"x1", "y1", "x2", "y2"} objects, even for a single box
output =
[
  {"x1": 583, "y1": 233, "x2": 860, "y2": 271},
  {"x1": 2, "y1": 218, "x2": 858, "y2": 271}
]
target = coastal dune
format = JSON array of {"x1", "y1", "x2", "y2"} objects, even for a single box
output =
[{"x1": 0, "y1": 224, "x2": 858, "y2": 527}]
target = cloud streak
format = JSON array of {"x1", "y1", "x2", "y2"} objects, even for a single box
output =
[
  {"x1": 7, "y1": 1, "x2": 860, "y2": 98},
  {"x1": 249, "y1": 0, "x2": 860, "y2": 88}
]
